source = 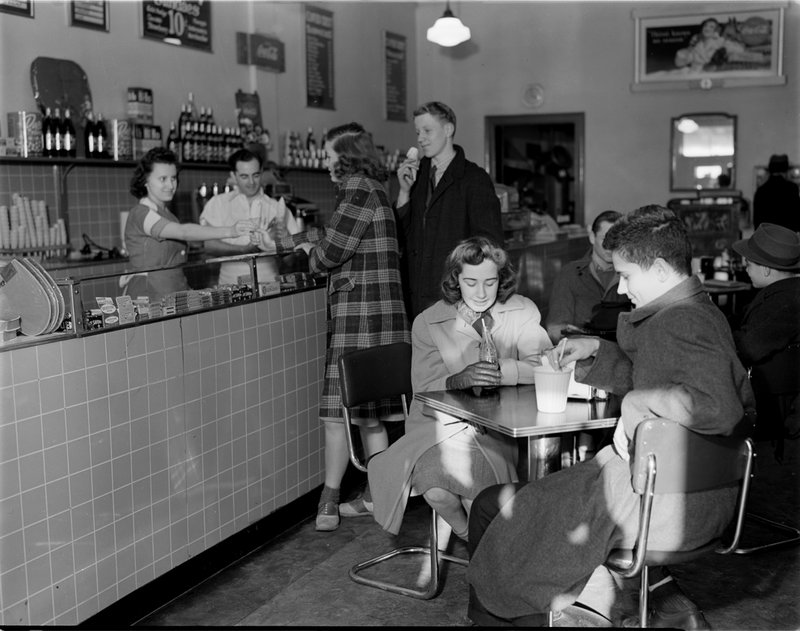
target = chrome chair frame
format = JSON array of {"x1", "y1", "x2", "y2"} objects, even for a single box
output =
[
  {"x1": 338, "y1": 342, "x2": 468, "y2": 600},
  {"x1": 605, "y1": 419, "x2": 754, "y2": 628}
]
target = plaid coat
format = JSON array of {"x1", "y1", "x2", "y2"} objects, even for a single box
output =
[{"x1": 279, "y1": 174, "x2": 410, "y2": 419}]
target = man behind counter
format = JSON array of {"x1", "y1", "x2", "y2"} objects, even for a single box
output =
[{"x1": 200, "y1": 148, "x2": 300, "y2": 285}]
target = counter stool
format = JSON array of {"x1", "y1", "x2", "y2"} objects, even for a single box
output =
[{"x1": 338, "y1": 342, "x2": 468, "y2": 599}]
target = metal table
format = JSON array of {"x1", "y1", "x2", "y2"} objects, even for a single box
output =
[{"x1": 416, "y1": 384, "x2": 619, "y2": 480}]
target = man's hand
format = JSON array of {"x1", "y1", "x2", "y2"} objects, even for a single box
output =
[
  {"x1": 545, "y1": 337, "x2": 600, "y2": 371},
  {"x1": 446, "y1": 361, "x2": 501, "y2": 391},
  {"x1": 396, "y1": 157, "x2": 419, "y2": 194},
  {"x1": 231, "y1": 220, "x2": 256, "y2": 237}
]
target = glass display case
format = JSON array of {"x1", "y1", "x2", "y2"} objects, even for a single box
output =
[{"x1": 1, "y1": 251, "x2": 321, "y2": 347}]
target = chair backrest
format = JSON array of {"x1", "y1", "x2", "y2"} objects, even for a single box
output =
[
  {"x1": 338, "y1": 342, "x2": 413, "y2": 473},
  {"x1": 630, "y1": 419, "x2": 751, "y2": 495},
  {"x1": 338, "y1": 342, "x2": 413, "y2": 410}
]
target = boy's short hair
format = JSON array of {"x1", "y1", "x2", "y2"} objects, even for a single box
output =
[
  {"x1": 413, "y1": 101, "x2": 457, "y2": 135},
  {"x1": 603, "y1": 205, "x2": 692, "y2": 275}
]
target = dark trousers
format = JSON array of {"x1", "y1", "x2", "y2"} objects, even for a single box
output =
[{"x1": 467, "y1": 483, "x2": 548, "y2": 627}]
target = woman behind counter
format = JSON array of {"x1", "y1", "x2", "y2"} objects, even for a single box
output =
[
  {"x1": 368, "y1": 236, "x2": 552, "y2": 539},
  {"x1": 123, "y1": 147, "x2": 255, "y2": 302},
  {"x1": 269, "y1": 123, "x2": 410, "y2": 532}
]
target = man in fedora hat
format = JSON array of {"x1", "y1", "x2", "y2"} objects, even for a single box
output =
[
  {"x1": 753, "y1": 154, "x2": 800, "y2": 232},
  {"x1": 732, "y1": 222, "x2": 800, "y2": 456}
]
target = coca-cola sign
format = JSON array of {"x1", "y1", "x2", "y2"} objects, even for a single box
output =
[{"x1": 236, "y1": 32, "x2": 285, "y2": 72}]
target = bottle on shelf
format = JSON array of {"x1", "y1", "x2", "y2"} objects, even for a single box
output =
[
  {"x1": 42, "y1": 107, "x2": 55, "y2": 158},
  {"x1": 95, "y1": 114, "x2": 108, "y2": 158},
  {"x1": 177, "y1": 103, "x2": 189, "y2": 139},
  {"x1": 197, "y1": 121, "x2": 207, "y2": 163},
  {"x1": 62, "y1": 108, "x2": 77, "y2": 158},
  {"x1": 83, "y1": 111, "x2": 96, "y2": 158},
  {"x1": 181, "y1": 121, "x2": 193, "y2": 163},
  {"x1": 187, "y1": 92, "x2": 197, "y2": 121},
  {"x1": 166, "y1": 121, "x2": 178, "y2": 156},
  {"x1": 53, "y1": 107, "x2": 64, "y2": 157},
  {"x1": 306, "y1": 127, "x2": 316, "y2": 154}
]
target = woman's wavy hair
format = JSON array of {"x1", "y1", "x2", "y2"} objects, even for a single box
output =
[
  {"x1": 440, "y1": 236, "x2": 518, "y2": 305},
  {"x1": 130, "y1": 147, "x2": 178, "y2": 199},
  {"x1": 324, "y1": 123, "x2": 388, "y2": 182}
]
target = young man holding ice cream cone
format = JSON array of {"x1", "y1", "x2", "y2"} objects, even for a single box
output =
[{"x1": 395, "y1": 101, "x2": 503, "y2": 319}]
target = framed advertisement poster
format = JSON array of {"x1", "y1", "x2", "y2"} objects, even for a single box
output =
[
  {"x1": 69, "y1": 0, "x2": 109, "y2": 32},
  {"x1": 0, "y1": 0, "x2": 33, "y2": 17},
  {"x1": 141, "y1": 0, "x2": 212, "y2": 52},
  {"x1": 384, "y1": 31, "x2": 407, "y2": 122},
  {"x1": 632, "y1": 2, "x2": 786, "y2": 91}
]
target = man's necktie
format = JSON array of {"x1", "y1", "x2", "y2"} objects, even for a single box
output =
[{"x1": 426, "y1": 164, "x2": 437, "y2": 207}]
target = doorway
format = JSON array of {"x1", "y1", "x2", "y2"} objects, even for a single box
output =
[{"x1": 485, "y1": 113, "x2": 585, "y2": 226}]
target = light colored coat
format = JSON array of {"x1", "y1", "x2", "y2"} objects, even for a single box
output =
[{"x1": 369, "y1": 294, "x2": 551, "y2": 534}]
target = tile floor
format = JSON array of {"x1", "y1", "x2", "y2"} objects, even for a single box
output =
[{"x1": 138, "y1": 438, "x2": 800, "y2": 629}]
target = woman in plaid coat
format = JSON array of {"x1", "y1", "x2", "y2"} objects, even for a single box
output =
[{"x1": 271, "y1": 123, "x2": 410, "y2": 531}]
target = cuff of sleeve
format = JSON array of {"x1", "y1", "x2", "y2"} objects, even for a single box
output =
[{"x1": 498, "y1": 358, "x2": 517, "y2": 385}]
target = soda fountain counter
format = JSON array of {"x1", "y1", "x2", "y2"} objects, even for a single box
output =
[{"x1": 0, "y1": 256, "x2": 328, "y2": 625}]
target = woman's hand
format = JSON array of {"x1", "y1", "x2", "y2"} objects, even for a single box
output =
[
  {"x1": 267, "y1": 218, "x2": 289, "y2": 241},
  {"x1": 396, "y1": 158, "x2": 418, "y2": 193},
  {"x1": 446, "y1": 361, "x2": 501, "y2": 391},
  {"x1": 545, "y1": 337, "x2": 600, "y2": 371},
  {"x1": 231, "y1": 220, "x2": 256, "y2": 238}
]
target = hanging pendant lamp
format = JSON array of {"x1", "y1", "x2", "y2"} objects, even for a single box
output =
[{"x1": 426, "y1": 1, "x2": 471, "y2": 47}]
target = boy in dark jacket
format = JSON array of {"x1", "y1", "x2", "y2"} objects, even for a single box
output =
[{"x1": 467, "y1": 205, "x2": 755, "y2": 628}]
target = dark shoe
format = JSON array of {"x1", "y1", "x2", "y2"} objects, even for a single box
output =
[{"x1": 315, "y1": 501, "x2": 339, "y2": 531}]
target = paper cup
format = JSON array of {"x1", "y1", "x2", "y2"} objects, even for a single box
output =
[{"x1": 533, "y1": 363, "x2": 573, "y2": 413}]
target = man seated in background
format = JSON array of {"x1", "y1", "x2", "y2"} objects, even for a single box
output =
[
  {"x1": 732, "y1": 223, "x2": 800, "y2": 460},
  {"x1": 200, "y1": 148, "x2": 299, "y2": 286},
  {"x1": 545, "y1": 210, "x2": 631, "y2": 344},
  {"x1": 466, "y1": 205, "x2": 754, "y2": 628}
]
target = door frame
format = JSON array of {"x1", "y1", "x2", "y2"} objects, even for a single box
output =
[{"x1": 484, "y1": 112, "x2": 585, "y2": 226}]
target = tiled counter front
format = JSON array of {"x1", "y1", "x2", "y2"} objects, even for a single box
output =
[{"x1": 0, "y1": 288, "x2": 327, "y2": 625}]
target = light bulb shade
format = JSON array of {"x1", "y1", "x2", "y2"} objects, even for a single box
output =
[{"x1": 427, "y1": 14, "x2": 471, "y2": 47}]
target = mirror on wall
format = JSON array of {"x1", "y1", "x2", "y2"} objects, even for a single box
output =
[{"x1": 671, "y1": 113, "x2": 736, "y2": 192}]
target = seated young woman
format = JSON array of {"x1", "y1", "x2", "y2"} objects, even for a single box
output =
[{"x1": 368, "y1": 236, "x2": 552, "y2": 539}]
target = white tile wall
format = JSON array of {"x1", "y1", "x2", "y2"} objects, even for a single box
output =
[{"x1": 0, "y1": 289, "x2": 326, "y2": 625}]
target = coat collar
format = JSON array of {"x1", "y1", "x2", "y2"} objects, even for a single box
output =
[
  {"x1": 424, "y1": 294, "x2": 525, "y2": 325},
  {"x1": 626, "y1": 275, "x2": 705, "y2": 324}
]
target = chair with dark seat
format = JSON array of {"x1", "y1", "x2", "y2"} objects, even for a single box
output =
[
  {"x1": 605, "y1": 419, "x2": 754, "y2": 629},
  {"x1": 338, "y1": 342, "x2": 468, "y2": 599},
  {"x1": 736, "y1": 341, "x2": 800, "y2": 553}
]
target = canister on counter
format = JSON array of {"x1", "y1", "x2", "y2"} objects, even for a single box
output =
[
  {"x1": 127, "y1": 87, "x2": 154, "y2": 124},
  {"x1": 7, "y1": 111, "x2": 43, "y2": 157}
]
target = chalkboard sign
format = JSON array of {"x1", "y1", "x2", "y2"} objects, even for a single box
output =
[
  {"x1": 0, "y1": 0, "x2": 34, "y2": 17},
  {"x1": 384, "y1": 31, "x2": 407, "y2": 121},
  {"x1": 70, "y1": 1, "x2": 109, "y2": 31},
  {"x1": 305, "y1": 5, "x2": 334, "y2": 110},
  {"x1": 141, "y1": 0, "x2": 212, "y2": 52}
]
